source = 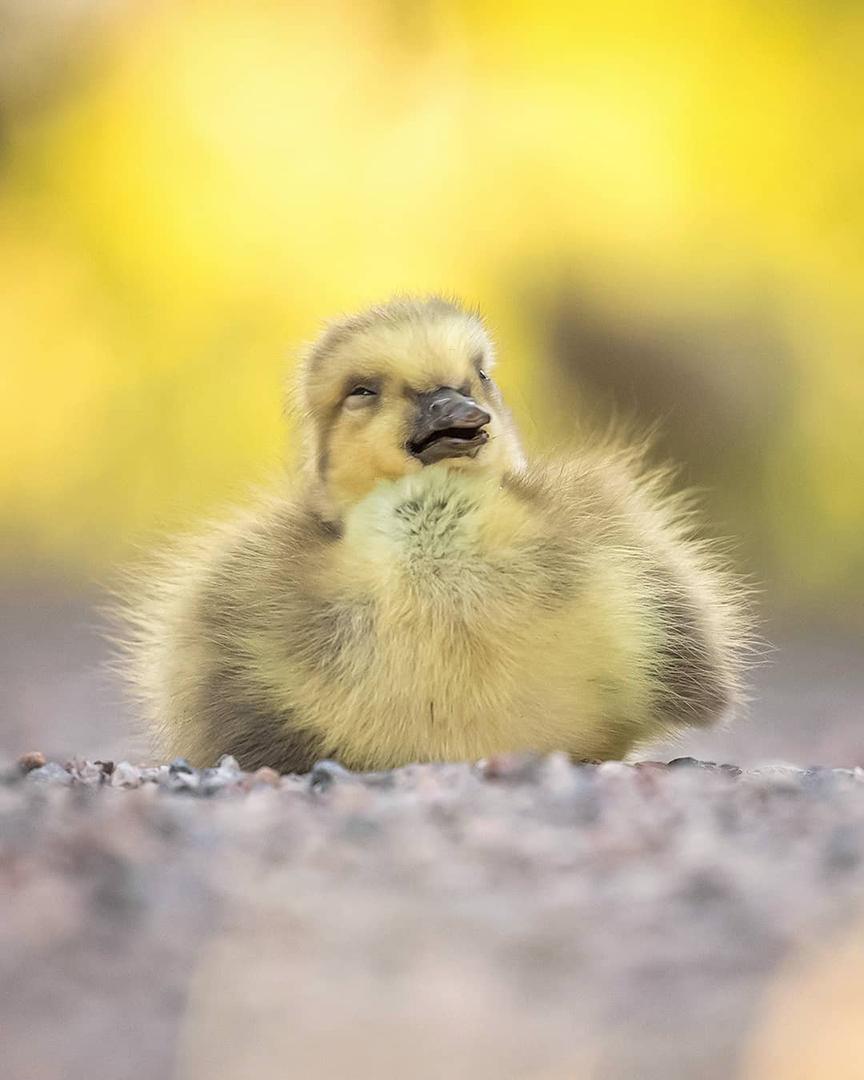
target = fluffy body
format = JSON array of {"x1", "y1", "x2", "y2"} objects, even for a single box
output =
[{"x1": 122, "y1": 296, "x2": 748, "y2": 772}]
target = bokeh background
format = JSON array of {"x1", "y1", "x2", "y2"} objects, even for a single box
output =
[{"x1": 2, "y1": 0, "x2": 862, "y2": 765}]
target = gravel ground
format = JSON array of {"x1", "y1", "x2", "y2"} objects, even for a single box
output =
[
  {"x1": 4, "y1": 752, "x2": 864, "y2": 1080},
  {"x1": 4, "y1": 586, "x2": 864, "y2": 1078}
]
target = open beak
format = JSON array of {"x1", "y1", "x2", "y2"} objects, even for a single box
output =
[{"x1": 407, "y1": 387, "x2": 491, "y2": 465}]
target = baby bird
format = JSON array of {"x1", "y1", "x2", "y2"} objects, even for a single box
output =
[{"x1": 124, "y1": 295, "x2": 748, "y2": 773}]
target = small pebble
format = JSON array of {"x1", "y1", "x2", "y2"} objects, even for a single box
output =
[
  {"x1": 596, "y1": 761, "x2": 631, "y2": 778},
  {"x1": 215, "y1": 755, "x2": 241, "y2": 772},
  {"x1": 111, "y1": 762, "x2": 143, "y2": 789},
  {"x1": 253, "y1": 766, "x2": 281, "y2": 788},
  {"x1": 18, "y1": 751, "x2": 46, "y2": 774},
  {"x1": 168, "y1": 758, "x2": 195, "y2": 776},
  {"x1": 476, "y1": 753, "x2": 542, "y2": 782},
  {"x1": 746, "y1": 765, "x2": 805, "y2": 787},
  {"x1": 359, "y1": 770, "x2": 396, "y2": 790},
  {"x1": 140, "y1": 765, "x2": 169, "y2": 784},
  {"x1": 27, "y1": 762, "x2": 73, "y2": 786},
  {"x1": 66, "y1": 758, "x2": 109, "y2": 787},
  {"x1": 164, "y1": 760, "x2": 203, "y2": 793},
  {"x1": 308, "y1": 760, "x2": 353, "y2": 792},
  {"x1": 199, "y1": 756, "x2": 244, "y2": 795},
  {"x1": 539, "y1": 752, "x2": 581, "y2": 794}
]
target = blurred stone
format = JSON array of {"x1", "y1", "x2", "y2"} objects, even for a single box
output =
[
  {"x1": 17, "y1": 750, "x2": 45, "y2": 774},
  {"x1": 66, "y1": 757, "x2": 109, "y2": 786},
  {"x1": 358, "y1": 770, "x2": 396, "y2": 790},
  {"x1": 111, "y1": 761, "x2": 142, "y2": 789},
  {"x1": 26, "y1": 761, "x2": 73, "y2": 785},
  {"x1": 596, "y1": 760, "x2": 632, "y2": 779},
  {"x1": 719, "y1": 763, "x2": 743, "y2": 778},
  {"x1": 539, "y1": 751, "x2": 581, "y2": 795},
  {"x1": 475, "y1": 752, "x2": 543, "y2": 782},
  {"x1": 308, "y1": 760, "x2": 354, "y2": 793},
  {"x1": 168, "y1": 758, "x2": 195, "y2": 775},
  {"x1": 140, "y1": 765, "x2": 169, "y2": 784},
  {"x1": 200, "y1": 756, "x2": 244, "y2": 795},
  {"x1": 252, "y1": 767, "x2": 280, "y2": 788}
]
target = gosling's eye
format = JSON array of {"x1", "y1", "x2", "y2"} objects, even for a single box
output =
[
  {"x1": 478, "y1": 369, "x2": 489, "y2": 381},
  {"x1": 348, "y1": 386, "x2": 377, "y2": 398}
]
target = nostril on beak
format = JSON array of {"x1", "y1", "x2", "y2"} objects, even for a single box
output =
[
  {"x1": 465, "y1": 402, "x2": 491, "y2": 427},
  {"x1": 452, "y1": 398, "x2": 490, "y2": 427},
  {"x1": 429, "y1": 390, "x2": 489, "y2": 428}
]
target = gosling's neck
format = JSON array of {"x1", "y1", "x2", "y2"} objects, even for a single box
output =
[{"x1": 337, "y1": 467, "x2": 535, "y2": 585}]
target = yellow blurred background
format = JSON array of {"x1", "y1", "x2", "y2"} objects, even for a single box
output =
[{"x1": 1, "y1": 0, "x2": 862, "y2": 761}]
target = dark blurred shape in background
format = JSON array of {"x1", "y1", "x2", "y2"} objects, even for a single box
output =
[{"x1": 1, "y1": 0, "x2": 862, "y2": 762}]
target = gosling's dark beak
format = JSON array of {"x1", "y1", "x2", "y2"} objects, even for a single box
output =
[{"x1": 408, "y1": 387, "x2": 491, "y2": 465}]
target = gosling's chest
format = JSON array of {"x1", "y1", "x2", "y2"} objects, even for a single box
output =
[{"x1": 289, "y1": 471, "x2": 587, "y2": 765}]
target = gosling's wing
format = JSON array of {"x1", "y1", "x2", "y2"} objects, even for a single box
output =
[
  {"x1": 116, "y1": 495, "x2": 330, "y2": 772},
  {"x1": 595, "y1": 445, "x2": 750, "y2": 730},
  {"x1": 526, "y1": 448, "x2": 751, "y2": 733}
]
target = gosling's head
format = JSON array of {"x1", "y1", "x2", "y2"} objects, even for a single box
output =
[{"x1": 297, "y1": 296, "x2": 525, "y2": 518}]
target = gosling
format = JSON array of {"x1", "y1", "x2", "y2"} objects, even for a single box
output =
[{"x1": 123, "y1": 295, "x2": 749, "y2": 773}]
